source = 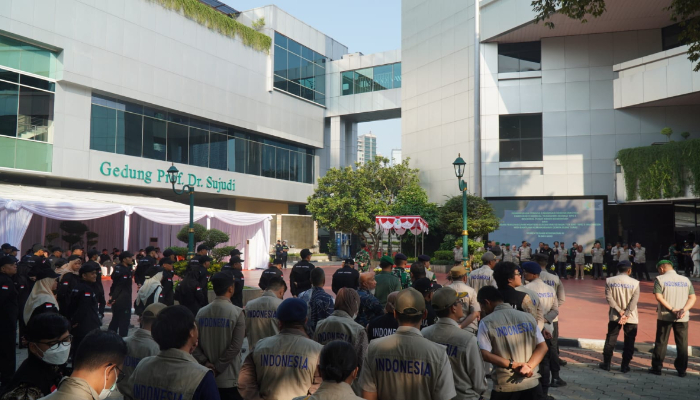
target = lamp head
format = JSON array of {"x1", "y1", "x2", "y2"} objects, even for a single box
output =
[
  {"x1": 453, "y1": 154, "x2": 466, "y2": 179},
  {"x1": 167, "y1": 164, "x2": 179, "y2": 185}
]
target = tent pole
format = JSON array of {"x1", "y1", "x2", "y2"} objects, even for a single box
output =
[
  {"x1": 422, "y1": 232, "x2": 424, "y2": 254},
  {"x1": 123, "y1": 212, "x2": 130, "y2": 251},
  {"x1": 414, "y1": 232, "x2": 417, "y2": 258}
]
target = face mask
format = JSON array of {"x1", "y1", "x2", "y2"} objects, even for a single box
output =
[
  {"x1": 99, "y1": 367, "x2": 117, "y2": 400},
  {"x1": 370, "y1": 289, "x2": 375, "y2": 295},
  {"x1": 38, "y1": 343, "x2": 71, "y2": 365}
]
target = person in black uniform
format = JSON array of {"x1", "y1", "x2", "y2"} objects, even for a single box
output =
[
  {"x1": 108, "y1": 251, "x2": 134, "y2": 337},
  {"x1": 413, "y1": 278, "x2": 438, "y2": 329},
  {"x1": 0, "y1": 256, "x2": 18, "y2": 391},
  {"x1": 281, "y1": 240, "x2": 289, "y2": 269},
  {"x1": 99, "y1": 249, "x2": 111, "y2": 265},
  {"x1": 604, "y1": 243, "x2": 614, "y2": 278},
  {"x1": 0, "y1": 244, "x2": 11, "y2": 255},
  {"x1": 258, "y1": 259, "x2": 284, "y2": 291},
  {"x1": 66, "y1": 263, "x2": 102, "y2": 358},
  {"x1": 221, "y1": 256, "x2": 245, "y2": 307},
  {"x1": 195, "y1": 244, "x2": 210, "y2": 258},
  {"x1": 197, "y1": 255, "x2": 213, "y2": 306},
  {"x1": 83, "y1": 249, "x2": 105, "y2": 319},
  {"x1": 159, "y1": 248, "x2": 177, "y2": 265},
  {"x1": 159, "y1": 258, "x2": 175, "y2": 306},
  {"x1": 56, "y1": 255, "x2": 83, "y2": 318},
  {"x1": 331, "y1": 259, "x2": 360, "y2": 294},
  {"x1": 274, "y1": 240, "x2": 284, "y2": 267},
  {"x1": 290, "y1": 248, "x2": 315, "y2": 297},
  {"x1": 134, "y1": 246, "x2": 157, "y2": 288},
  {"x1": 367, "y1": 291, "x2": 399, "y2": 341},
  {"x1": 48, "y1": 247, "x2": 65, "y2": 270},
  {"x1": 14, "y1": 255, "x2": 34, "y2": 349},
  {"x1": 174, "y1": 266, "x2": 207, "y2": 316}
]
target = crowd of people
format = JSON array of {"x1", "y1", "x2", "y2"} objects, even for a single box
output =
[{"x1": 0, "y1": 239, "x2": 696, "y2": 400}]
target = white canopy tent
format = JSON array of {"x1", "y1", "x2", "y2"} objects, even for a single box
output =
[{"x1": 0, "y1": 184, "x2": 271, "y2": 270}]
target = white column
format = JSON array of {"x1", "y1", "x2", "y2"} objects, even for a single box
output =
[
  {"x1": 123, "y1": 212, "x2": 130, "y2": 251},
  {"x1": 329, "y1": 116, "x2": 346, "y2": 169},
  {"x1": 206, "y1": 216, "x2": 211, "y2": 230},
  {"x1": 345, "y1": 121, "x2": 358, "y2": 168}
]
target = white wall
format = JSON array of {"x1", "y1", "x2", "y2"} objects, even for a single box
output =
[{"x1": 402, "y1": 0, "x2": 476, "y2": 204}]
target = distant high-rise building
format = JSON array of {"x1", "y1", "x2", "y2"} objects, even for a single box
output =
[
  {"x1": 390, "y1": 149, "x2": 402, "y2": 166},
  {"x1": 357, "y1": 133, "x2": 377, "y2": 165}
]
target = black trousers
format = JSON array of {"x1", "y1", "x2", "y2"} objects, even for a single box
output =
[
  {"x1": 651, "y1": 320, "x2": 688, "y2": 373},
  {"x1": 281, "y1": 256, "x2": 288, "y2": 269},
  {"x1": 0, "y1": 328, "x2": 16, "y2": 389},
  {"x1": 593, "y1": 263, "x2": 603, "y2": 278},
  {"x1": 606, "y1": 260, "x2": 616, "y2": 277},
  {"x1": 603, "y1": 321, "x2": 637, "y2": 365},
  {"x1": 538, "y1": 336, "x2": 558, "y2": 394},
  {"x1": 552, "y1": 321, "x2": 561, "y2": 365},
  {"x1": 108, "y1": 307, "x2": 131, "y2": 337},
  {"x1": 632, "y1": 262, "x2": 650, "y2": 280},
  {"x1": 556, "y1": 262, "x2": 567, "y2": 278},
  {"x1": 219, "y1": 387, "x2": 243, "y2": 400},
  {"x1": 490, "y1": 383, "x2": 544, "y2": 400}
]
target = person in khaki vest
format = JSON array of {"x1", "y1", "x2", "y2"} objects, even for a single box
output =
[
  {"x1": 468, "y1": 252, "x2": 497, "y2": 293},
  {"x1": 359, "y1": 288, "x2": 457, "y2": 400},
  {"x1": 599, "y1": 260, "x2": 639, "y2": 373},
  {"x1": 239, "y1": 298, "x2": 323, "y2": 400},
  {"x1": 123, "y1": 305, "x2": 220, "y2": 400},
  {"x1": 532, "y1": 253, "x2": 566, "y2": 370},
  {"x1": 476, "y1": 286, "x2": 548, "y2": 400},
  {"x1": 446, "y1": 265, "x2": 480, "y2": 334},
  {"x1": 650, "y1": 260, "x2": 696, "y2": 377},
  {"x1": 313, "y1": 288, "x2": 368, "y2": 395},
  {"x1": 292, "y1": 341, "x2": 364, "y2": 400},
  {"x1": 117, "y1": 302, "x2": 166, "y2": 395},
  {"x1": 194, "y1": 273, "x2": 246, "y2": 400},
  {"x1": 422, "y1": 287, "x2": 487, "y2": 400},
  {"x1": 245, "y1": 277, "x2": 286, "y2": 349},
  {"x1": 43, "y1": 330, "x2": 126, "y2": 400}
]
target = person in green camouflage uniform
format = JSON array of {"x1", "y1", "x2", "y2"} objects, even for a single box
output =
[
  {"x1": 355, "y1": 243, "x2": 371, "y2": 272},
  {"x1": 392, "y1": 253, "x2": 412, "y2": 289}
]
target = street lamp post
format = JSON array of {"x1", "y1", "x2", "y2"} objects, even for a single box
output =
[
  {"x1": 167, "y1": 164, "x2": 196, "y2": 259},
  {"x1": 453, "y1": 154, "x2": 470, "y2": 273}
]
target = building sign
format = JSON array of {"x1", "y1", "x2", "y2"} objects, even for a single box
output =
[{"x1": 98, "y1": 161, "x2": 235, "y2": 193}]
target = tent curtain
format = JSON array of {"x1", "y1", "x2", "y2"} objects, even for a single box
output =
[
  {"x1": 0, "y1": 200, "x2": 34, "y2": 252},
  {"x1": 210, "y1": 216, "x2": 271, "y2": 270}
]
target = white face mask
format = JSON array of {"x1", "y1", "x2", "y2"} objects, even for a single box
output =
[
  {"x1": 38, "y1": 343, "x2": 71, "y2": 365},
  {"x1": 99, "y1": 367, "x2": 117, "y2": 400},
  {"x1": 370, "y1": 289, "x2": 375, "y2": 295}
]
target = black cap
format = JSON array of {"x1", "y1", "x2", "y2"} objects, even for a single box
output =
[
  {"x1": 79, "y1": 263, "x2": 100, "y2": 276},
  {"x1": 272, "y1": 258, "x2": 283, "y2": 265},
  {"x1": 51, "y1": 247, "x2": 63, "y2": 253},
  {"x1": 394, "y1": 253, "x2": 407, "y2": 261},
  {"x1": 71, "y1": 244, "x2": 83, "y2": 251},
  {"x1": 162, "y1": 249, "x2": 175, "y2": 257},
  {"x1": 0, "y1": 255, "x2": 16, "y2": 266},
  {"x1": 1, "y1": 243, "x2": 11, "y2": 250},
  {"x1": 417, "y1": 255, "x2": 430, "y2": 262},
  {"x1": 87, "y1": 249, "x2": 100, "y2": 258},
  {"x1": 413, "y1": 277, "x2": 437, "y2": 295},
  {"x1": 300, "y1": 249, "x2": 312, "y2": 258},
  {"x1": 159, "y1": 258, "x2": 174, "y2": 265},
  {"x1": 199, "y1": 255, "x2": 213, "y2": 263},
  {"x1": 9, "y1": 246, "x2": 18, "y2": 252},
  {"x1": 119, "y1": 251, "x2": 134, "y2": 260},
  {"x1": 145, "y1": 246, "x2": 155, "y2": 253},
  {"x1": 196, "y1": 244, "x2": 210, "y2": 252},
  {"x1": 34, "y1": 266, "x2": 59, "y2": 280},
  {"x1": 230, "y1": 249, "x2": 241, "y2": 257},
  {"x1": 230, "y1": 256, "x2": 244, "y2": 263},
  {"x1": 32, "y1": 243, "x2": 48, "y2": 253},
  {"x1": 344, "y1": 259, "x2": 355, "y2": 265}
]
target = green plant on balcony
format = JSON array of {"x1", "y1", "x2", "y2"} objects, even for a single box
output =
[{"x1": 151, "y1": 0, "x2": 271, "y2": 53}]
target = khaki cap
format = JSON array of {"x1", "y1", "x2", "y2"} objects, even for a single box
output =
[
  {"x1": 432, "y1": 287, "x2": 467, "y2": 311},
  {"x1": 143, "y1": 303, "x2": 167, "y2": 318},
  {"x1": 450, "y1": 265, "x2": 468, "y2": 278},
  {"x1": 395, "y1": 288, "x2": 426, "y2": 316}
]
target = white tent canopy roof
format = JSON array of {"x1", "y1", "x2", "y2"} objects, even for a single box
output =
[{"x1": 0, "y1": 184, "x2": 272, "y2": 269}]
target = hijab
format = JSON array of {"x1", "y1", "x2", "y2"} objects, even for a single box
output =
[
  {"x1": 385, "y1": 291, "x2": 400, "y2": 314},
  {"x1": 137, "y1": 272, "x2": 163, "y2": 305},
  {"x1": 24, "y1": 277, "x2": 58, "y2": 324},
  {"x1": 57, "y1": 260, "x2": 80, "y2": 280},
  {"x1": 334, "y1": 288, "x2": 360, "y2": 317}
]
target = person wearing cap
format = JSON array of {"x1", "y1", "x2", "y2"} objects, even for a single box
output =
[
  {"x1": 532, "y1": 254, "x2": 566, "y2": 369},
  {"x1": 258, "y1": 259, "x2": 284, "y2": 291},
  {"x1": 332, "y1": 259, "x2": 360, "y2": 294},
  {"x1": 117, "y1": 302, "x2": 165, "y2": 395},
  {"x1": 175, "y1": 262, "x2": 209, "y2": 317},
  {"x1": 522, "y1": 261, "x2": 560, "y2": 398},
  {"x1": 359, "y1": 287, "x2": 457, "y2": 400},
  {"x1": 160, "y1": 248, "x2": 176, "y2": 265},
  {"x1": 313, "y1": 288, "x2": 368, "y2": 395},
  {"x1": 355, "y1": 243, "x2": 371, "y2": 273},
  {"x1": 416, "y1": 255, "x2": 437, "y2": 282},
  {"x1": 98, "y1": 248, "x2": 111, "y2": 265},
  {"x1": 446, "y1": 265, "x2": 480, "y2": 334},
  {"x1": 23, "y1": 265, "x2": 60, "y2": 324},
  {"x1": 108, "y1": 251, "x2": 135, "y2": 337},
  {"x1": 374, "y1": 256, "x2": 401, "y2": 308},
  {"x1": 194, "y1": 255, "x2": 214, "y2": 305},
  {"x1": 239, "y1": 297, "x2": 323, "y2": 400},
  {"x1": 290, "y1": 249, "x2": 316, "y2": 297},
  {"x1": 477, "y1": 286, "x2": 548, "y2": 399},
  {"x1": 196, "y1": 244, "x2": 211, "y2": 257},
  {"x1": 221, "y1": 255, "x2": 245, "y2": 308},
  {"x1": 122, "y1": 305, "x2": 219, "y2": 400},
  {"x1": 1, "y1": 243, "x2": 11, "y2": 255},
  {"x1": 469, "y1": 251, "x2": 498, "y2": 293},
  {"x1": 48, "y1": 247, "x2": 65, "y2": 270},
  {"x1": 246, "y1": 277, "x2": 286, "y2": 349},
  {"x1": 0, "y1": 255, "x2": 18, "y2": 389},
  {"x1": 308, "y1": 268, "x2": 335, "y2": 334},
  {"x1": 422, "y1": 287, "x2": 487, "y2": 400},
  {"x1": 392, "y1": 253, "x2": 411, "y2": 290},
  {"x1": 56, "y1": 255, "x2": 83, "y2": 318},
  {"x1": 366, "y1": 291, "x2": 399, "y2": 342},
  {"x1": 65, "y1": 262, "x2": 102, "y2": 357},
  {"x1": 649, "y1": 259, "x2": 696, "y2": 377},
  {"x1": 413, "y1": 278, "x2": 439, "y2": 329},
  {"x1": 599, "y1": 260, "x2": 639, "y2": 373},
  {"x1": 281, "y1": 240, "x2": 290, "y2": 269},
  {"x1": 134, "y1": 246, "x2": 158, "y2": 287},
  {"x1": 158, "y1": 258, "x2": 175, "y2": 305},
  {"x1": 83, "y1": 249, "x2": 105, "y2": 318},
  {"x1": 356, "y1": 272, "x2": 384, "y2": 327},
  {"x1": 194, "y1": 273, "x2": 246, "y2": 400}
]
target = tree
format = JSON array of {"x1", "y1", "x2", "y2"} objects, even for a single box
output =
[
  {"x1": 86, "y1": 232, "x2": 99, "y2": 248},
  {"x1": 45, "y1": 232, "x2": 60, "y2": 247},
  {"x1": 59, "y1": 221, "x2": 89, "y2": 248},
  {"x1": 531, "y1": 0, "x2": 700, "y2": 71},
  {"x1": 176, "y1": 223, "x2": 207, "y2": 245},
  {"x1": 201, "y1": 229, "x2": 230, "y2": 249},
  {"x1": 439, "y1": 194, "x2": 500, "y2": 240},
  {"x1": 307, "y1": 157, "x2": 425, "y2": 259}
]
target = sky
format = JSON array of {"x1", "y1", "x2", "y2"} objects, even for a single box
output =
[{"x1": 226, "y1": 0, "x2": 403, "y2": 157}]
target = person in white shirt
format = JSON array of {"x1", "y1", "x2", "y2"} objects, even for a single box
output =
[{"x1": 692, "y1": 240, "x2": 700, "y2": 278}]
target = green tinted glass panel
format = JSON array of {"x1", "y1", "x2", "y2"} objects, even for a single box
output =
[
  {"x1": 0, "y1": 81, "x2": 18, "y2": 138},
  {"x1": 18, "y1": 86, "x2": 53, "y2": 141},
  {"x1": 341, "y1": 71, "x2": 354, "y2": 95},
  {"x1": 90, "y1": 104, "x2": 116, "y2": 152},
  {"x1": 189, "y1": 127, "x2": 209, "y2": 167},
  {"x1": 116, "y1": 111, "x2": 142, "y2": 157},
  {"x1": 209, "y1": 133, "x2": 227, "y2": 171},
  {"x1": 0, "y1": 136, "x2": 15, "y2": 168},
  {"x1": 167, "y1": 123, "x2": 188, "y2": 164},
  {"x1": 0, "y1": 35, "x2": 57, "y2": 79},
  {"x1": 354, "y1": 68, "x2": 373, "y2": 94},
  {"x1": 143, "y1": 117, "x2": 166, "y2": 160},
  {"x1": 15, "y1": 139, "x2": 51, "y2": 171},
  {"x1": 373, "y1": 64, "x2": 393, "y2": 91},
  {"x1": 261, "y1": 144, "x2": 275, "y2": 178},
  {"x1": 393, "y1": 63, "x2": 401, "y2": 88}
]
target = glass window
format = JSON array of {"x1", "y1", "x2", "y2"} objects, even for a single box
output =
[
  {"x1": 276, "y1": 148, "x2": 290, "y2": 180},
  {"x1": 0, "y1": 37, "x2": 21, "y2": 71},
  {"x1": 0, "y1": 81, "x2": 18, "y2": 138},
  {"x1": 287, "y1": 53, "x2": 301, "y2": 82},
  {"x1": 304, "y1": 154, "x2": 314, "y2": 184},
  {"x1": 189, "y1": 127, "x2": 209, "y2": 167},
  {"x1": 20, "y1": 75, "x2": 55, "y2": 92},
  {"x1": 0, "y1": 68, "x2": 19, "y2": 83},
  {"x1": 301, "y1": 87, "x2": 314, "y2": 102},
  {"x1": 499, "y1": 114, "x2": 543, "y2": 162},
  {"x1": 167, "y1": 123, "x2": 188, "y2": 164},
  {"x1": 662, "y1": 23, "x2": 687, "y2": 51},
  {"x1": 209, "y1": 133, "x2": 228, "y2": 171},
  {"x1": 342, "y1": 71, "x2": 354, "y2": 95},
  {"x1": 675, "y1": 204, "x2": 695, "y2": 227},
  {"x1": 288, "y1": 39, "x2": 301, "y2": 56},
  {"x1": 247, "y1": 140, "x2": 261, "y2": 176},
  {"x1": 290, "y1": 150, "x2": 303, "y2": 182},
  {"x1": 233, "y1": 137, "x2": 246, "y2": 174},
  {"x1": 143, "y1": 105, "x2": 167, "y2": 120},
  {"x1": 354, "y1": 68, "x2": 373, "y2": 94},
  {"x1": 274, "y1": 47, "x2": 288, "y2": 79},
  {"x1": 17, "y1": 86, "x2": 53, "y2": 142},
  {"x1": 0, "y1": 34, "x2": 58, "y2": 79},
  {"x1": 274, "y1": 32, "x2": 287, "y2": 49},
  {"x1": 143, "y1": 117, "x2": 166, "y2": 161},
  {"x1": 314, "y1": 91, "x2": 325, "y2": 106},
  {"x1": 168, "y1": 112, "x2": 189, "y2": 125},
  {"x1": 300, "y1": 57, "x2": 314, "y2": 81},
  {"x1": 314, "y1": 51, "x2": 326, "y2": 66},
  {"x1": 15, "y1": 139, "x2": 51, "y2": 172},
  {"x1": 314, "y1": 64, "x2": 325, "y2": 94},
  {"x1": 288, "y1": 81, "x2": 301, "y2": 97},
  {"x1": 261, "y1": 144, "x2": 275, "y2": 178},
  {"x1": 498, "y1": 42, "x2": 541, "y2": 73},
  {"x1": 393, "y1": 63, "x2": 401, "y2": 88},
  {"x1": 92, "y1": 93, "x2": 117, "y2": 108},
  {"x1": 189, "y1": 118, "x2": 209, "y2": 130},
  {"x1": 273, "y1": 75, "x2": 287, "y2": 92},
  {"x1": 0, "y1": 136, "x2": 15, "y2": 168},
  {"x1": 373, "y1": 64, "x2": 393, "y2": 91},
  {"x1": 302, "y1": 46, "x2": 314, "y2": 62},
  {"x1": 116, "y1": 111, "x2": 142, "y2": 157},
  {"x1": 90, "y1": 105, "x2": 116, "y2": 152}
]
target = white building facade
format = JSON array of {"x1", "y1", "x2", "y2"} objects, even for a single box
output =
[
  {"x1": 357, "y1": 133, "x2": 377, "y2": 165},
  {"x1": 391, "y1": 149, "x2": 402, "y2": 165}
]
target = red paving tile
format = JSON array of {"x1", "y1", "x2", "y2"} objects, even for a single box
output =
[{"x1": 103, "y1": 265, "x2": 700, "y2": 346}]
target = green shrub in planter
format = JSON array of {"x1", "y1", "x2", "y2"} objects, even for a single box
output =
[
  {"x1": 212, "y1": 246, "x2": 237, "y2": 262},
  {"x1": 433, "y1": 250, "x2": 454, "y2": 260},
  {"x1": 166, "y1": 247, "x2": 189, "y2": 257},
  {"x1": 173, "y1": 260, "x2": 224, "y2": 278},
  {"x1": 431, "y1": 259, "x2": 454, "y2": 266}
]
